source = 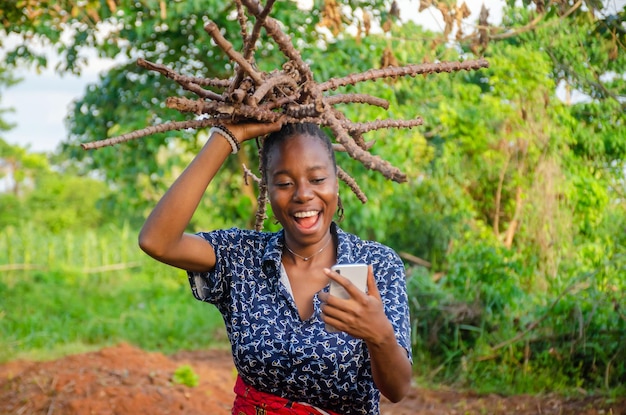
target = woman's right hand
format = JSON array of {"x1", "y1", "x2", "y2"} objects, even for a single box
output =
[{"x1": 223, "y1": 120, "x2": 283, "y2": 144}]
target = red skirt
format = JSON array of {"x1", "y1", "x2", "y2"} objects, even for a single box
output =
[{"x1": 232, "y1": 375, "x2": 341, "y2": 415}]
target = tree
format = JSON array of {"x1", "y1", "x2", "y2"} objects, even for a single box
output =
[{"x1": 0, "y1": 138, "x2": 48, "y2": 196}]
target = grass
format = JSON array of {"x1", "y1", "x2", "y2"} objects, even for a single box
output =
[{"x1": 0, "y1": 224, "x2": 227, "y2": 363}]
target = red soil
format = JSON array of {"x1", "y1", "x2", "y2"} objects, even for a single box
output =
[{"x1": 1, "y1": 343, "x2": 623, "y2": 415}]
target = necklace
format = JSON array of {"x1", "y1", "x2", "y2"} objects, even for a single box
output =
[{"x1": 284, "y1": 236, "x2": 332, "y2": 261}]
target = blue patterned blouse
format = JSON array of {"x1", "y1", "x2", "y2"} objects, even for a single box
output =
[{"x1": 187, "y1": 223, "x2": 412, "y2": 415}]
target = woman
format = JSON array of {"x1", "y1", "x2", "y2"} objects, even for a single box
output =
[{"x1": 138, "y1": 121, "x2": 412, "y2": 415}]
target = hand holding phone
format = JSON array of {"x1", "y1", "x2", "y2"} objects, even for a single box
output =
[
  {"x1": 326, "y1": 263, "x2": 368, "y2": 332},
  {"x1": 328, "y1": 263, "x2": 368, "y2": 299}
]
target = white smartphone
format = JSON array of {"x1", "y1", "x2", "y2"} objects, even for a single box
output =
[{"x1": 326, "y1": 263, "x2": 368, "y2": 333}]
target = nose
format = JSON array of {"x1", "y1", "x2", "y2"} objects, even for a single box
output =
[{"x1": 293, "y1": 181, "x2": 314, "y2": 202}]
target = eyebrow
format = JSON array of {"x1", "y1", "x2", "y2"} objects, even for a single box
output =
[{"x1": 271, "y1": 164, "x2": 330, "y2": 177}]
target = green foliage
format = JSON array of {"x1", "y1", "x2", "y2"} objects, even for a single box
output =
[
  {"x1": 570, "y1": 174, "x2": 610, "y2": 235},
  {"x1": 407, "y1": 256, "x2": 626, "y2": 394},
  {"x1": 443, "y1": 236, "x2": 527, "y2": 316},
  {"x1": 0, "y1": 138, "x2": 49, "y2": 193},
  {"x1": 397, "y1": 4, "x2": 626, "y2": 393},
  {"x1": 26, "y1": 172, "x2": 110, "y2": 232},
  {"x1": 0, "y1": 138, "x2": 149, "y2": 230},
  {"x1": 0, "y1": 167, "x2": 113, "y2": 233},
  {"x1": 538, "y1": 280, "x2": 626, "y2": 389},
  {"x1": 172, "y1": 365, "x2": 200, "y2": 388},
  {"x1": 0, "y1": 193, "x2": 23, "y2": 227}
]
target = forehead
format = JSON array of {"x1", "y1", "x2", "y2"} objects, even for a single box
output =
[{"x1": 266, "y1": 134, "x2": 334, "y2": 172}]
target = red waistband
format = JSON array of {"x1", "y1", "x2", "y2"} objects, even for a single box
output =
[{"x1": 232, "y1": 375, "x2": 340, "y2": 415}]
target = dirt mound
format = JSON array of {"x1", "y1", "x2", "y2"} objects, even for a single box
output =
[
  {"x1": 0, "y1": 343, "x2": 623, "y2": 415},
  {"x1": 0, "y1": 343, "x2": 234, "y2": 415}
]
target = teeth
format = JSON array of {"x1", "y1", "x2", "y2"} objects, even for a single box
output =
[{"x1": 294, "y1": 210, "x2": 318, "y2": 218}]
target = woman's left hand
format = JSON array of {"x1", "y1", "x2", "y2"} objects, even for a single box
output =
[
  {"x1": 320, "y1": 265, "x2": 395, "y2": 344},
  {"x1": 320, "y1": 264, "x2": 412, "y2": 402}
]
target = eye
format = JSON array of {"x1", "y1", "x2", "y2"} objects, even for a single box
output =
[{"x1": 311, "y1": 177, "x2": 326, "y2": 184}]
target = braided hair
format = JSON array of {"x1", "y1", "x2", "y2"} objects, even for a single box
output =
[{"x1": 260, "y1": 123, "x2": 337, "y2": 178}]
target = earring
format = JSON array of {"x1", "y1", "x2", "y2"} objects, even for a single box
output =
[{"x1": 336, "y1": 195, "x2": 344, "y2": 223}]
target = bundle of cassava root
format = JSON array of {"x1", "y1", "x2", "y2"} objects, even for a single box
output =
[{"x1": 81, "y1": 0, "x2": 489, "y2": 229}]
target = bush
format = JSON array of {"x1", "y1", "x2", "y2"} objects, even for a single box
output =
[
  {"x1": 406, "y1": 236, "x2": 626, "y2": 394},
  {"x1": 25, "y1": 173, "x2": 110, "y2": 232}
]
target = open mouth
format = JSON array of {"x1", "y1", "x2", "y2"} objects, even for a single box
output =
[{"x1": 293, "y1": 210, "x2": 320, "y2": 229}]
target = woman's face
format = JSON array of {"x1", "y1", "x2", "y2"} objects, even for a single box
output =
[{"x1": 266, "y1": 133, "x2": 338, "y2": 247}]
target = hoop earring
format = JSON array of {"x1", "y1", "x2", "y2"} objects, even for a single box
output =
[{"x1": 336, "y1": 195, "x2": 344, "y2": 223}]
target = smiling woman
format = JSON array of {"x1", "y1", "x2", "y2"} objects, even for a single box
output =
[
  {"x1": 262, "y1": 124, "x2": 339, "y2": 250},
  {"x1": 137, "y1": 122, "x2": 412, "y2": 415}
]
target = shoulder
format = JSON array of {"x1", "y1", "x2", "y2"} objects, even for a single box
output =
[
  {"x1": 197, "y1": 227, "x2": 276, "y2": 248},
  {"x1": 198, "y1": 227, "x2": 271, "y2": 239},
  {"x1": 335, "y1": 224, "x2": 401, "y2": 264}
]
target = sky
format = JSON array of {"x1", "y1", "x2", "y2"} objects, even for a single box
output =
[
  {"x1": 1, "y1": 0, "x2": 504, "y2": 153},
  {"x1": 2, "y1": 51, "x2": 118, "y2": 153}
]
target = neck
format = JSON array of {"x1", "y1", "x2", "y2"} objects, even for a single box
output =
[{"x1": 284, "y1": 233, "x2": 333, "y2": 263}]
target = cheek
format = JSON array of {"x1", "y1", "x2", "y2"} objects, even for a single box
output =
[
  {"x1": 331, "y1": 180, "x2": 339, "y2": 198},
  {"x1": 268, "y1": 192, "x2": 287, "y2": 216},
  {"x1": 327, "y1": 187, "x2": 339, "y2": 210}
]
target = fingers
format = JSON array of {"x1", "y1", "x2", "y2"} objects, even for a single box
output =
[
  {"x1": 224, "y1": 120, "x2": 283, "y2": 143},
  {"x1": 366, "y1": 265, "x2": 381, "y2": 300},
  {"x1": 320, "y1": 294, "x2": 355, "y2": 333},
  {"x1": 321, "y1": 266, "x2": 370, "y2": 331},
  {"x1": 320, "y1": 265, "x2": 392, "y2": 340},
  {"x1": 247, "y1": 120, "x2": 283, "y2": 138},
  {"x1": 324, "y1": 267, "x2": 368, "y2": 301}
]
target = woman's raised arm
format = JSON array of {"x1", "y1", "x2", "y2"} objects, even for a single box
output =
[{"x1": 138, "y1": 122, "x2": 281, "y2": 272}]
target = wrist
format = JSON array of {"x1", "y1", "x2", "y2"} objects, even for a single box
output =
[
  {"x1": 209, "y1": 125, "x2": 241, "y2": 154},
  {"x1": 366, "y1": 322, "x2": 397, "y2": 350}
]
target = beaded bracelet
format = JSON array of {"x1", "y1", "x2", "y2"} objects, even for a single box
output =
[{"x1": 209, "y1": 125, "x2": 241, "y2": 154}]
